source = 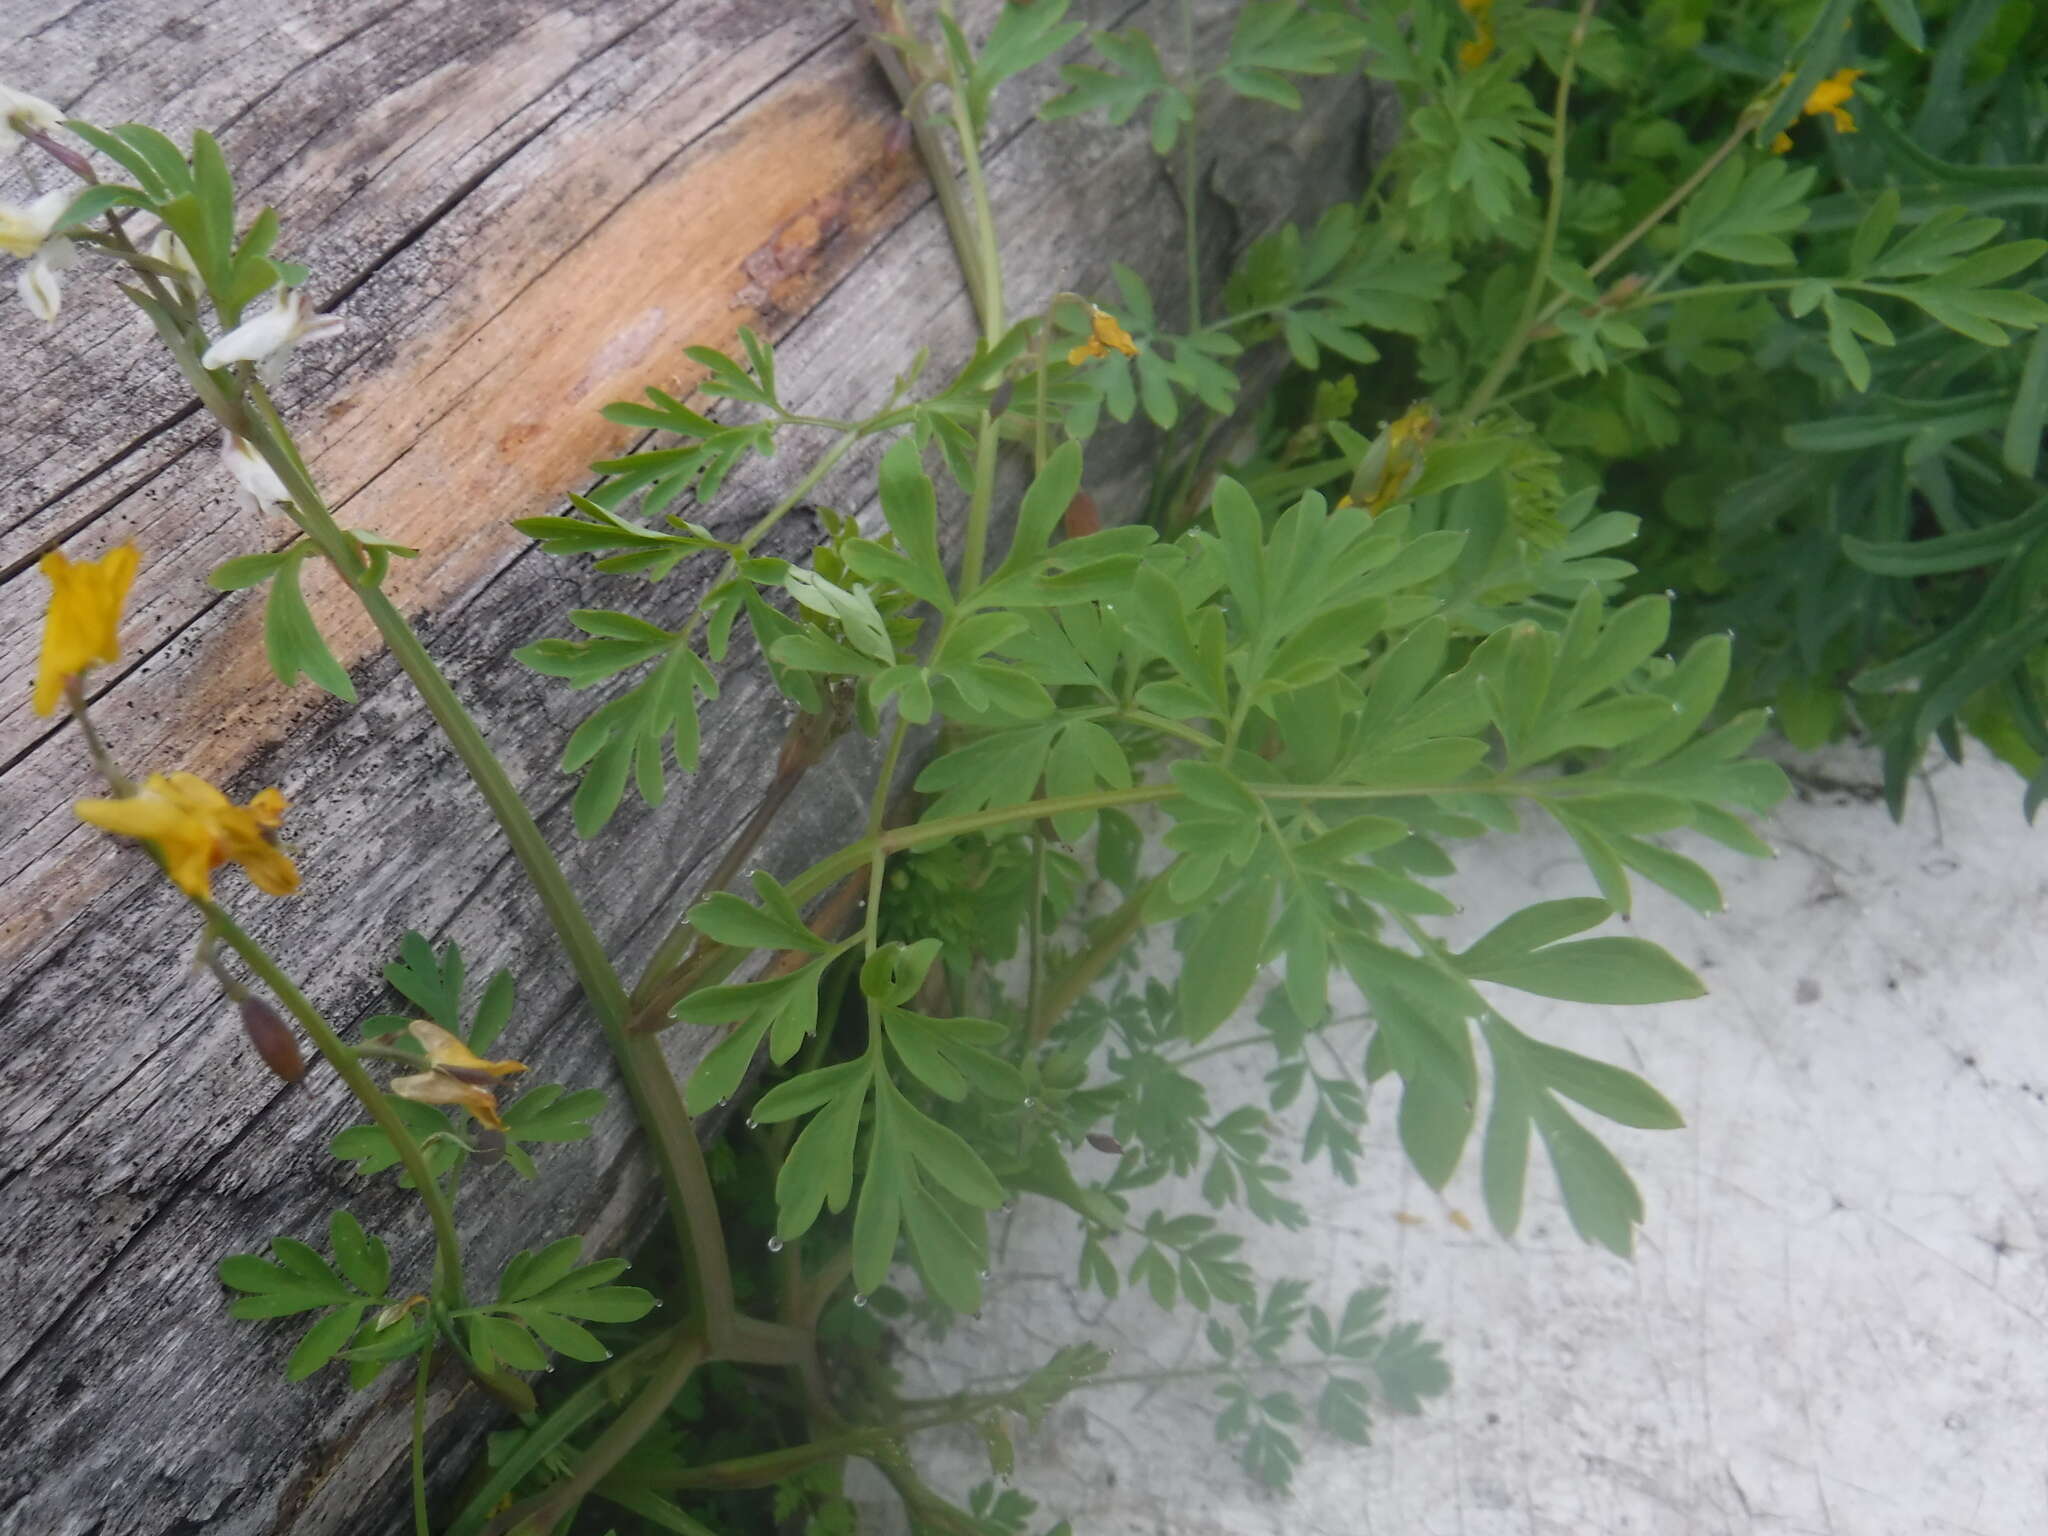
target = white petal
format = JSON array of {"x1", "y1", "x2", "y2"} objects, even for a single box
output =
[
  {"x1": 202, "y1": 297, "x2": 300, "y2": 370},
  {"x1": 0, "y1": 189, "x2": 72, "y2": 259},
  {"x1": 16, "y1": 250, "x2": 62, "y2": 322},
  {"x1": 0, "y1": 85, "x2": 63, "y2": 150},
  {"x1": 220, "y1": 431, "x2": 292, "y2": 515}
]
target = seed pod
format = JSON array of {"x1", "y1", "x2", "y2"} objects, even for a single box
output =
[
  {"x1": 1063, "y1": 491, "x2": 1100, "y2": 539},
  {"x1": 471, "y1": 1127, "x2": 507, "y2": 1168},
  {"x1": 1085, "y1": 1132, "x2": 1125, "y2": 1156},
  {"x1": 238, "y1": 998, "x2": 305, "y2": 1082}
]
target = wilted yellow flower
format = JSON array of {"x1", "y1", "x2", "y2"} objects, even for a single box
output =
[
  {"x1": 75, "y1": 773, "x2": 298, "y2": 901},
  {"x1": 1347, "y1": 403, "x2": 1439, "y2": 516},
  {"x1": 1066, "y1": 305, "x2": 1139, "y2": 367},
  {"x1": 1457, "y1": 0, "x2": 1496, "y2": 70},
  {"x1": 34, "y1": 544, "x2": 138, "y2": 716},
  {"x1": 387, "y1": 1020, "x2": 526, "y2": 1131}
]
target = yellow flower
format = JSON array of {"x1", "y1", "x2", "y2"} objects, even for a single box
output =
[
  {"x1": 75, "y1": 772, "x2": 299, "y2": 901},
  {"x1": 1772, "y1": 67, "x2": 1864, "y2": 153},
  {"x1": 388, "y1": 1020, "x2": 526, "y2": 1131},
  {"x1": 1458, "y1": 0, "x2": 1496, "y2": 71},
  {"x1": 1804, "y1": 68, "x2": 1863, "y2": 134},
  {"x1": 1066, "y1": 305, "x2": 1140, "y2": 367},
  {"x1": 34, "y1": 544, "x2": 138, "y2": 716}
]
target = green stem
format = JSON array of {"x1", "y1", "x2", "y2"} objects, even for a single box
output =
[
  {"x1": 207, "y1": 905, "x2": 465, "y2": 1302},
  {"x1": 1028, "y1": 873, "x2": 1157, "y2": 1045},
  {"x1": 740, "y1": 428, "x2": 861, "y2": 555},
  {"x1": 782, "y1": 769, "x2": 1624, "y2": 907},
  {"x1": 938, "y1": 0, "x2": 1005, "y2": 343},
  {"x1": 861, "y1": 719, "x2": 912, "y2": 960},
  {"x1": 1455, "y1": 76, "x2": 1761, "y2": 429},
  {"x1": 959, "y1": 411, "x2": 1000, "y2": 595},
  {"x1": 862, "y1": 11, "x2": 993, "y2": 330},
  {"x1": 444, "y1": 1334, "x2": 674, "y2": 1536},
  {"x1": 479, "y1": 1331, "x2": 710, "y2": 1536},
  {"x1": 230, "y1": 392, "x2": 739, "y2": 1328},
  {"x1": 1452, "y1": 0, "x2": 1597, "y2": 432}
]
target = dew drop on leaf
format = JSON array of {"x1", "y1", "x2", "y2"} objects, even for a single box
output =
[
  {"x1": 852, "y1": 1292, "x2": 869, "y2": 1308},
  {"x1": 766, "y1": 1236, "x2": 784, "y2": 1253}
]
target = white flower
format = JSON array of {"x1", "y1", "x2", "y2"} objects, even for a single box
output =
[
  {"x1": 0, "y1": 86, "x2": 62, "y2": 152},
  {"x1": 221, "y1": 431, "x2": 293, "y2": 519},
  {"x1": 1, "y1": 189, "x2": 76, "y2": 321},
  {"x1": 17, "y1": 235, "x2": 75, "y2": 322},
  {"x1": 201, "y1": 286, "x2": 344, "y2": 385},
  {"x1": 147, "y1": 228, "x2": 201, "y2": 302},
  {"x1": 0, "y1": 187, "x2": 69, "y2": 258}
]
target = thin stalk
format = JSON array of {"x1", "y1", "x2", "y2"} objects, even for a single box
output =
[
  {"x1": 1028, "y1": 874, "x2": 1158, "y2": 1045},
  {"x1": 959, "y1": 409, "x2": 1001, "y2": 594},
  {"x1": 1455, "y1": 65, "x2": 1761, "y2": 429},
  {"x1": 62, "y1": 679, "x2": 134, "y2": 795},
  {"x1": 207, "y1": 906, "x2": 464, "y2": 1301},
  {"x1": 1577, "y1": 110, "x2": 1759, "y2": 289},
  {"x1": 1452, "y1": 0, "x2": 1598, "y2": 431},
  {"x1": 478, "y1": 1331, "x2": 710, "y2": 1536},
  {"x1": 1024, "y1": 826, "x2": 1047, "y2": 1034},
  {"x1": 861, "y1": 721, "x2": 912, "y2": 955},
  {"x1": 443, "y1": 1333, "x2": 676, "y2": 1536},
  {"x1": 739, "y1": 428, "x2": 860, "y2": 555},
  {"x1": 859, "y1": 5, "x2": 993, "y2": 329},
  {"x1": 937, "y1": 0, "x2": 1005, "y2": 343},
  {"x1": 230, "y1": 394, "x2": 735, "y2": 1324},
  {"x1": 781, "y1": 770, "x2": 1623, "y2": 906}
]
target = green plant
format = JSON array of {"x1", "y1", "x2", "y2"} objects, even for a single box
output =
[
  {"x1": 24, "y1": 1, "x2": 2020, "y2": 1531},
  {"x1": 1324, "y1": 0, "x2": 2048, "y2": 814}
]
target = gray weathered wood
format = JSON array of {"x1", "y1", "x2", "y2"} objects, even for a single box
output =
[{"x1": 0, "y1": 2, "x2": 1374, "y2": 1531}]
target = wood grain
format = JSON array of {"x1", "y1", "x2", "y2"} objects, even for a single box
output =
[{"x1": 0, "y1": 2, "x2": 1375, "y2": 1531}]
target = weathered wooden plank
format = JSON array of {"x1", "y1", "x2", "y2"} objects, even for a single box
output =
[{"x1": 0, "y1": 2, "x2": 1376, "y2": 1531}]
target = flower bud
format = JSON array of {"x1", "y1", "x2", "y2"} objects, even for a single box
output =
[{"x1": 239, "y1": 998, "x2": 305, "y2": 1082}]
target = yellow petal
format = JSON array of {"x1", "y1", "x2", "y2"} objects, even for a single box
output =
[
  {"x1": 1771, "y1": 131, "x2": 1794, "y2": 155},
  {"x1": 73, "y1": 769, "x2": 298, "y2": 902},
  {"x1": 33, "y1": 544, "x2": 138, "y2": 716},
  {"x1": 1802, "y1": 68, "x2": 1862, "y2": 119},
  {"x1": 74, "y1": 781, "x2": 188, "y2": 841},
  {"x1": 406, "y1": 1020, "x2": 526, "y2": 1078},
  {"x1": 1087, "y1": 305, "x2": 1139, "y2": 358},
  {"x1": 77, "y1": 778, "x2": 222, "y2": 898},
  {"x1": 160, "y1": 772, "x2": 234, "y2": 814},
  {"x1": 1066, "y1": 339, "x2": 1105, "y2": 368},
  {"x1": 235, "y1": 840, "x2": 301, "y2": 897},
  {"x1": 388, "y1": 1070, "x2": 507, "y2": 1130}
]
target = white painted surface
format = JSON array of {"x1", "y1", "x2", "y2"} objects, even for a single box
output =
[{"x1": 886, "y1": 749, "x2": 2048, "y2": 1535}]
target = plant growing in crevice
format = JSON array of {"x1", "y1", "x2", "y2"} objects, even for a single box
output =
[{"x1": 15, "y1": 1, "x2": 2017, "y2": 1531}]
